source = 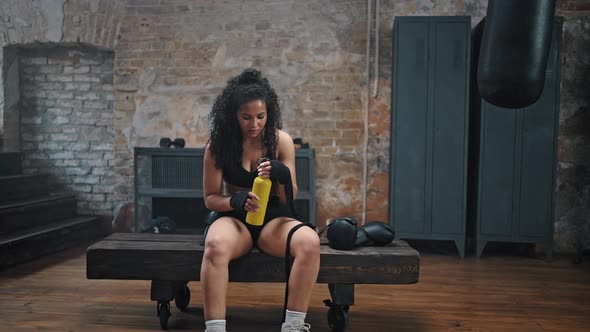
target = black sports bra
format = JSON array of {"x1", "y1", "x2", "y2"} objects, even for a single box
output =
[{"x1": 222, "y1": 151, "x2": 274, "y2": 188}]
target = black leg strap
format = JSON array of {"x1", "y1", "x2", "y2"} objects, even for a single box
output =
[
  {"x1": 283, "y1": 174, "x2": 307, "y2": 223},
  {"x1": 280, "y1": 168, "x2": 316, "y2": 322},
  {"x1": 282, "y1": 222, "x2": 313, "y2": 323}
]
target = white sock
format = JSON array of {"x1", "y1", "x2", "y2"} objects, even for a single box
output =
[
  {"x1": 284, "y1": 309, "x2": 307, "y2": 325},
  {"x1": 205, "y1": 319, "x2": 226, "y2": 332}
]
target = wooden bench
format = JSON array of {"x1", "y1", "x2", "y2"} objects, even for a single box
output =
[{"x1": 86, "y1": 233, "x2": 420, "y2": 331}]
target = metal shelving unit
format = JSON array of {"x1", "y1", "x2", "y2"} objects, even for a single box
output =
[{"x1": 134, "y1": 147, "x2": 316, "y2": 232}]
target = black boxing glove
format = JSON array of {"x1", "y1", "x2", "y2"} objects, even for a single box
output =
[
  {"x1": 327, "y1": 217, "x2": 358, "y2": 250},
  {"x1": 269, "y1": 160, "x2": 291, "y2": 184},
  {"x1": 229, "y1": 191, "x2": 249, "y2": 212},
  {"x1": 355, "y1": 220, "x2": 395, "y2": 247}
]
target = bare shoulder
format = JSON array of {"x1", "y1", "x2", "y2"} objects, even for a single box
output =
[
  {"x1": 277, "y1": 129, "x2": 295, "y2": 154},
  {"x1": 203, "y1": 143, "x2": 217, "y2": 168},
  {"x1": 277, "y1": 129, "x2": 293, "y2": 144},
  {"x1": 204, "y1": 143, "x2": 212, "y2": 158}
]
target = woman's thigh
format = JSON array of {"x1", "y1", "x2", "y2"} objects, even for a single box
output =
[
  {"x1": 257, "y1": 217, "x2": 318, "y2": 257},
  {"x1": 205, "y1": 216, "x2": 253, "y2": 259}
]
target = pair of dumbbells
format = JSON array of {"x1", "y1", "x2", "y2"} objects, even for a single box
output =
[{"x1": 159, "y1": 137, "x2": 186, "y2": 148}]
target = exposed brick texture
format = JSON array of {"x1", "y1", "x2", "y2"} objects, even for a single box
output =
[{"x1": 18, "y1": 46, "x2": 115, "y2": 216}]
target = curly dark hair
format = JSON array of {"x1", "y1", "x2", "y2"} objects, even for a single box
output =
[{"x1": 207, "y1": 68, "x2": 282, "y2": 169}]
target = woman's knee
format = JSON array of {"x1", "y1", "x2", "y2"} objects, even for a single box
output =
[
  {"x1": 203, "y1": 217, "x2": 252, "y2": 265},
  {"x1": 203, "y1": 234, "x2": 233, "y2": 265},
  {"x1": 292, "y1": 228, "x2": 320, "y2": 258}
]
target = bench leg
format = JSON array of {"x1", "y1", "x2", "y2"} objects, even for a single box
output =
[
  {"x1": 324, "y1": 284, "x2": 353, "y2": 332},
  {"x1": 150, "y1": 280, "x2": 190, "y2": 330},
  {"x1": 150, "y1": 280, "x2": 190, "y2": 304},
  {"x1": 150, "y1": 280, "x2": 176, "y2": 302},
  {"x1": 328, "y1": 283, "x2": 354, "y2": 306}
]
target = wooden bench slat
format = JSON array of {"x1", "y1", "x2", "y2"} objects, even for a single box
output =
[
  {"x1": 87, "y1": 233, "x2": 420, "y2": 285},
  {"x1": 91, "y1": 234, "x2": 416, "y2": 255},
  {"x1": 103, "y1": 233, "x2": 416, "y2": 250},
  {"x1": 89, "y1": 239, "x2": 417, "y2": 256},
  {"x1": 89, "y1": 240, "x2": 204, "y2": 251},
  {"x1": 103, "y1": 233, "x2": 199, "y2": 242}
]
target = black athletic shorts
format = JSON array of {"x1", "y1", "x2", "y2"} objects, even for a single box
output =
[{"x1": 212, "y1": 196, "x2": 296, "y2": 246}]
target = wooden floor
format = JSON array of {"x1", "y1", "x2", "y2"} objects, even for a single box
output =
[{"x1": 1, "y1": 240, "x2": 589, "y2": 332}]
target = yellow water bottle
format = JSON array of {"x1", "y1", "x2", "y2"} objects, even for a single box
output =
[{"x1": 245, "y1": 168, "x2": 272, "y2": 226}]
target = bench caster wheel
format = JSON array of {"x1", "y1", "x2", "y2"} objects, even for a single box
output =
[
  {"x1": 175, "y1": 285, "x2": 190, "y2": 312},
  {"x1": 157, "y1": 301, "x2": 171, "y2": 330},
  {"x1": 324, "y1": 299, "x2": 349, "y2": 332}
]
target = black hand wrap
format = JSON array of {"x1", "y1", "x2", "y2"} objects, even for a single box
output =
[
  {"x1": 229, "y1": 191, "x2": 249, "y2": 212},
  {"x1": 267, "y1": 160, "x2": 306, "y2": 223},
  {"x1": 266, "y1": 162, "x2": 316, "y2": 324},
  {"x1": 269, "y1": 160, "x2": 291, "y2": 184}
]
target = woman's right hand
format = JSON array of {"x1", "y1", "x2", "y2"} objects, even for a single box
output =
[{"x1": 229, "y1": 191, "x2": 260, "y2": 212}]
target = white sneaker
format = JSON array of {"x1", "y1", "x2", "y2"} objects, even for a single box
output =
[{"x1": 280, "y1": 319, "x2": 311, "y2": 332}]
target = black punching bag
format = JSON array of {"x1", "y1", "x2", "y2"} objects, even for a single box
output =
[{"x1": 477, "y1": 0, "x2": 556, "y2": 109}]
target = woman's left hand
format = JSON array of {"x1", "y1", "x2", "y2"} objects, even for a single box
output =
[
  {"x1": 258, "y1": 160, "x2": 291, "y2": 184},
  {"x1": 257, "y1": 161, "x2": 271, "y2": 178}
]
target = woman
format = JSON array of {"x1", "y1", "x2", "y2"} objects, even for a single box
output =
[{"x1": 201, "y1": 68, "x2": 320, "y2": 332}]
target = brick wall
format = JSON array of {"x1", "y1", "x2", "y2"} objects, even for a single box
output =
[
  {"x1": 114, "y1": 0, "x2": 369, "y2": 227},
  {"x1": 18, "y1": 46, "x2": 115, "y2": 216}
]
